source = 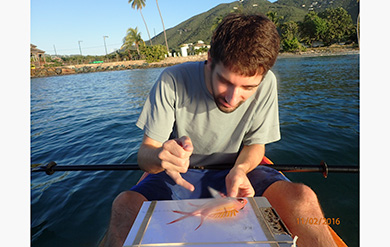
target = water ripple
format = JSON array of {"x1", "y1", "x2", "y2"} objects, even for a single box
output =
[{"x1": 31, "y1": 56, "x2": 359, "y2": 247}]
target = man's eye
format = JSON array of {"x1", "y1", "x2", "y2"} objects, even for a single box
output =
[
  {"x1": 220, "y1": 80, "x2": 228, "y2": 85},
  {"x1": 243, "y1": 86, "x2": 256, "y2": 91}
]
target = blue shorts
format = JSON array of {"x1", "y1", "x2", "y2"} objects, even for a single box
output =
[{"x1": 130, "y1": 166, "x2": 290, "y2": 201}]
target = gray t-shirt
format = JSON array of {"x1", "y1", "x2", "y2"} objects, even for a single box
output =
[{"x1": 136, "y1": 61, "x2": 280, "y2": 166}]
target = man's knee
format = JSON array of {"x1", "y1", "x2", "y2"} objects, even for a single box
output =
[
  {"x1": 287, "y1": 183, "x2": 318, "y2": 205},
  {"x1": 112, "y1": 191, "x2": 147, "y2": 216},
  {"x1": 101, "y1": 191, "x2": 147, "y2": 247},
  {"x1": 264, "y1": 181, "x2": 319, "y2": 207}
]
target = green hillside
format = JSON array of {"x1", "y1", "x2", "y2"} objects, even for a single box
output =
[
  {"x1": 276, "y1": 0, "x2": 359, "y2": 22},
  {"x1": 147, "y1": 0, "x2": 358, "y2": 51}
]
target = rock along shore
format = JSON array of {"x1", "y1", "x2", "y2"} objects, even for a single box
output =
[
  {"x1": 30, "y1": 54, "x2": 208, "y2": 78},
  {"x1": 30, "y1": 46, "x2": 359, "y2": 78}
]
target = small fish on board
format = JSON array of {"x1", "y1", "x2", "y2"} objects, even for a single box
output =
[{"x1": 167, "y1": 187, "x2": 248, "y2": 230}]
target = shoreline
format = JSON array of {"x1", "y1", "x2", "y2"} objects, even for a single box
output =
[
  {"x1": 31, "y1": 46, "x2": 359, "y2": 78},
  {"x1": 278, "y1": 45, "x2": 359, "y2": 58}
]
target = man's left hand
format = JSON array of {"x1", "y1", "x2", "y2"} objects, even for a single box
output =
[{"x1": 225, "y1": 166, "x2": 255, "y2": 197}]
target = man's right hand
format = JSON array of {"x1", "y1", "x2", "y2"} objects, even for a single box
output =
[{"x1": 158, "y1": 136, "x2": 195, "y2": 191}]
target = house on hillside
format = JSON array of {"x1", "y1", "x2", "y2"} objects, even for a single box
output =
[
  {"x1": 193, "y1": 40, "x2": 210, "y2": 50},
  {"x1": 31, "y1": 44, "x2": 46, "y2": 67},
  {"x1": 179, "y1": 40, "x2": 210, "y2": 57}
]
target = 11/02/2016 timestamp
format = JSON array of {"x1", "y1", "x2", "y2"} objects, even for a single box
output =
[{"x1": 296, "y1": 217, "x2": 340, "y2": 225}]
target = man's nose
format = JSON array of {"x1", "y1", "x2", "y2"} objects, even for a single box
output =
[{"x1": 225, "y1": 86, "x2": 241, "y2": 107}]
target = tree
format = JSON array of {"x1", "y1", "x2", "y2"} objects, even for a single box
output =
[
  {"x1": 300, "y1": 12, "x2": 328, "y2": 47},
  {"x1": 128, "y1": 0, "x2": 153, "y2": 45},
  {"x1": 280, "y1": 21, "x2": 305, "y2": 52},
  {"x1": 139, "y1": 44, "x2": 167, "y2": 63},
  {"x1": 356, "y1": 0, "x2": 360, "y2": 47},
  {"x1": 155, "y1": 0, "x2": 169, "y2": 54},
  {"x1": 281, "y1": 21, "x2": 299, "y2": 41},
  {"x1": 319, "y1": 7, "x2": 354, "y2": 45},
  {"x1": 266, "y1": 11, "x2": 284, "y2": 28},
  {"x1": 122, "y1": 27, "x2": 144, "y2": 57}
]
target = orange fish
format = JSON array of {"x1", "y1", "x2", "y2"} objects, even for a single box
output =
[{"x1": 167, "y1": 192, "x2": 248, "y2": 230}]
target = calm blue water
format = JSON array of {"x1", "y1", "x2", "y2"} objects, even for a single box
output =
[{"x1": 31, "y1": 54, "x2": 359, "y2": 246}]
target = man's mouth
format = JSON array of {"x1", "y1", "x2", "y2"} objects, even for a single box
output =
[{"x1": 219, "y1": 98, "x2": 232, "y2": 108}]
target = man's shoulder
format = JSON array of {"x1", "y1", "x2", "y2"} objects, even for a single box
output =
[
  {"x1": 160, "y1": 61, "x2": 205, "y2": 93},
  {"x1": 259, "y1": 70, "x2": 277, "y2": 91},
  {"x1": 253, "y1": 70, "x2": 277, "y2": 95},
  {"x1": 249, "y1": 70, "x2": 278, "y2": 106},
  {"x1": 162, "y1": 61, "x2": 204, "y2": 76},
  {"x1": 263, "y1": 70, "x2": 276, "y2": 82}
]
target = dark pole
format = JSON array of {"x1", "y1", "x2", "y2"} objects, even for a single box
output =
[{"x1": 32, "y1": 161, "x2": 359, "y2": 177}]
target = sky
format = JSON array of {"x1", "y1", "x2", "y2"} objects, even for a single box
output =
[{"x1": 31, "y1": 0, "x2": 276, "y2": 56}]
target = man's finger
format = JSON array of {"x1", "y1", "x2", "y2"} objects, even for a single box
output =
[
  {"x1": 227, "y1": 183, "x2": 239, "y2": 197},
  {"x1": 166, "y1": 170, "x2": 195, "y2": 192},
  {"x1": 161, "y1": 140, "x2": 191, "y2": 160},
  {"x1": 237, "y1": 184, "x2": 255, "y2": 197},
  {"x1": 176, "y1": 136, "x2": 194, "y2": 152},
  {"x1": 160, "y1": 156, "x2": 190, "y2": 173},
  {"x1": 226, "y1": 176, "x2": 238, "y2": 197}
]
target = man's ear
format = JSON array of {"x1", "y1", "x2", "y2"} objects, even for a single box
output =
[{"x1": 206, "y1": 51, "x2": 212, "y2": 70}]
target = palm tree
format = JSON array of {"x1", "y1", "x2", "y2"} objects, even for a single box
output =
[
  {"x1": 128, "y1": 0, "x2": 153, "y2": 45},
  {"x1": 266, "y1": 11, "x2": 284, "y2": 28},
  {"x1": 122, "y1": 27, "x2": 144, "y2": 57},
  {"x1": 155, "y1": 0, "x2": 169, "y2": 54}
]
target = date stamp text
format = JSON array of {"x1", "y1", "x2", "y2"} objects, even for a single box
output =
[{"x1": 296, "y1": 217, "x2": 340, "y2": 225}]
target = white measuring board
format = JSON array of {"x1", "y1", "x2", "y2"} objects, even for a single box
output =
[{"x1": 124, "y1": 197, "x2": 295, "y2": 247}]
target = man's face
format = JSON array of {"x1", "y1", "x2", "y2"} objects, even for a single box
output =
[{"x1": 209, "y1": 62, "x2": 263, "y2": 113}]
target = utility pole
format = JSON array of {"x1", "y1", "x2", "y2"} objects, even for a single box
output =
[
  {"x1": 103, "y1": 36, "x2": 109, "y2": 56},
  {"x1": 78, "y1": 40, "x2": 83, "y2": 56}
]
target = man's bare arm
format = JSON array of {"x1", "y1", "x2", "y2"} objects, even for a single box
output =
[
  {"x1": 137, "y1": 134, "x2": 195, "y2": 191},
  {"x1": 137, "y1": 134, "x2": 165, "y2": 174},
  {"x1": 226, "y1": 144, "x2": 265, "y2": 197},
  {"x1": 234, "y1": 144, "x2": 265, "y2": 173}
]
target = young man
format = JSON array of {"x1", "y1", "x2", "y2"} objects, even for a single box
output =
[{"x1": 100, "y1": 14, "x2": 336, "y2": 247}]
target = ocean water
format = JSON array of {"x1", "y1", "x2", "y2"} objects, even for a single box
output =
[{"x1": 31, "y1": 54, "x2": 359, "y2": 246}]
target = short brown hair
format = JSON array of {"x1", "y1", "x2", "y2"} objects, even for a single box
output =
[{"x1": 209, "y1": 13, "x2": 280, "y2": 76}]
